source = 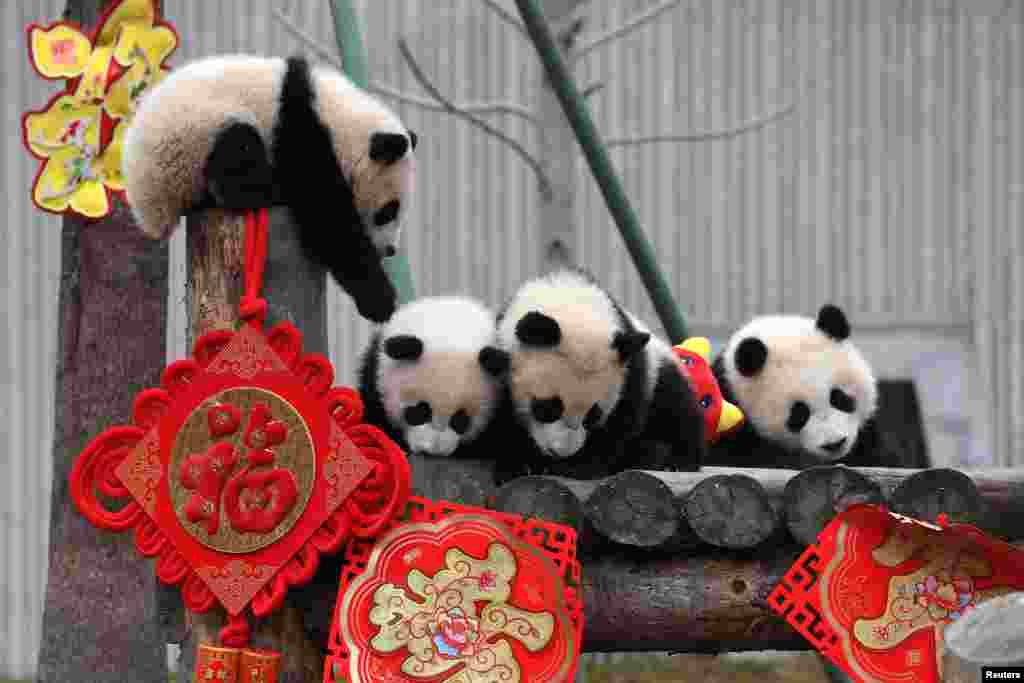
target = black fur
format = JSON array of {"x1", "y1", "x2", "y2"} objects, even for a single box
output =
[
  {"x1": 515, "y1": 311, "x2": 561, "y2": 347},
  {"x1": 205, "y1": 122, "x2": 275, "y2": 208},
  {"x1": 816, "y1": 304, "x2": 850, "y2": 341},
  {"x1": 369, "y1": 132, "x2": 409, "y2": 163},
  {"x1": 272, "y1": 55, "x2": 396, "y2": 323},
  {"x1": 408, "y1": 130, "x2": 418, "y2": 150},
  {"x1": 735, "y1": 337, "x2": 768, "y2": 377},
  {"x1": 612, "y1": 329, "x2": 650, "y2": 360},
  {"x1": 479, "y1": 346, "x2": 511, "y2": 377},
  {"x1": 708, "y1": 354, "x2": 882, "y2": 469},
  {"x1": 384, "y1": 334, "x2": 423, "y2": 361}
]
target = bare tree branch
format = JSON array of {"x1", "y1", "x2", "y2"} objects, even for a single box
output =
[
  {"x1": 605, "y1": 99, "x2": 798, "y2": 147},
  {"x1": 271, "y1": 5, "x2": 539, "y2": 129},
  {"x1": 581, "y1": 81, "x2": 605, "y2": 99},
  {"x1": 573, "y1": 0, "x2": 683, "y2": 63},
  {"x1": 480, "y1": 0, "x2": 527, "y2": 39},
  {"x1": 397, "y1": 36, "x2": 553, "y2": 200}
]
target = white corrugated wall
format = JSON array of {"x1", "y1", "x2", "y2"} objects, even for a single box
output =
[{"x1": 3, "y1": 0, "x2": 1023, "y2": 677}]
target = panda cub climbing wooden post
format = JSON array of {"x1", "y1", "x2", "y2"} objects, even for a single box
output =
[
  {"x1": 122, "y1": 54, "x2": 417, "y2": 323},
  {"x1": 710, "y1": 304, "x2": 882, "y2": 469},
  {"x1": 495, "y1": 268, "x2": 706, "y2": 481}
]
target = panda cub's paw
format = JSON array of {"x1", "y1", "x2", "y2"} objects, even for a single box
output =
[{"x1": 206, "y1": 122, "x2": 275, "y2": 210}]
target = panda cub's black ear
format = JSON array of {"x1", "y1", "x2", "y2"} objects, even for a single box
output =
[
  {"x1": 735, "y1": 337, "x2": 768, "y2": 377},
  {"x1": 478, "y1": 346, "x2": 511, "y2": 377},
  {"x1": 408, "y1": 130, "x2": 418, "y2": 150},
  {"x1": 369, "y1": 132, "x2": 409, "y2": 164},
  {"x1": 384, "y1": 334, "x2": 423, "y2": 361},
  {"x1": 611, "y1": 330, "x2": 650, "y2": 360},
  {"x1": 816, "y1": 304, "x2": 851, "y2": 341},
  {"x1": 515, "y1": 312, "x2": 561, "y2": 347}
]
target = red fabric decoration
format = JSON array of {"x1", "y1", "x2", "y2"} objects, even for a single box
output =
[
  {"x1": 69, "y1": 208, "x2": 412, "y2": 647},
  {"x1": 769, "y1": 505, "x2": 1024, "y2": 682},
  {"x1": 324, "y1": 496, "x2": 584, "y2": 683}
]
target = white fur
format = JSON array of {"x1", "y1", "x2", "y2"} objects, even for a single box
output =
[
  {"x1": 123, "y1": 54, "x2": 414, "y2": 249},
  {"x1": 376, "y1": 296, "x2": 502, "y2": 457},
  {"x1": 721, "y1": 313, "x2": 878, "y2": 462},
  {"x1": 498, "y1": 269, "x2": 667, "y2": 459}
]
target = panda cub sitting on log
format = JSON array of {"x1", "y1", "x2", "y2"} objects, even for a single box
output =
[
  {"x1": 493, "y1": 267, "x2": 706, "y2": 482},
  {"x1": 709, "y1": 304, "x2": 883, "y2": 469}
]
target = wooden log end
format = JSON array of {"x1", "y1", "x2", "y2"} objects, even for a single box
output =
[
  {"x1": 683, "y1": 474, "x2": 778, "y2": 549},
  {"x1": 492, "y1": 475, "x2": 585, "y2": 531},
  {"x1": 583, "y1": 470, "x2": 685, "y2": 549},
  {"x1": 784, "y1": 465, "x2": 885, "y2": 546},
  {"x1": 407, "y1": 455, "x2": 497, "y2": 508},
  {"x1": 889, "y1": 467, "x2": 986, "y2": 528}
]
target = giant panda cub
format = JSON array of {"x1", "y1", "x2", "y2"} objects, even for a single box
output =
[
  {"x1": 710, "y1": 304, "x2": 882, "y2": 468},
  {"x1": 494, "y1": 268, "x2": 706, "y2": 481},
  {"x1": 123, "y1": 54, "x2": 417, "y2": 323},
  {"x1": 358, "y1": 296, "x2": 512, "y2": 458}
]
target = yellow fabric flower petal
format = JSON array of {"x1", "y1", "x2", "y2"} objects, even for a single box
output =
[
  {"x1": 29, "y1": 24, "x2": 92, "y2": 79},
  {"x1": 113, "y1": 22, "x2": 177, "y2": 67},
  {"x1": 69, "y1": 179, "x2": 112, "y2": 218},
  {"x1": 73, "y1": 45, "x2": 118, "y2": 103},
  {"x1": 96, "y1": 0, "x2": 156, "y2": 49},
  {"x1": 24, "y1": 96, "x2": 102, "y2": 159},
  {"x1": 33, "y1": 149, "x2": 110, "y2": 218},
  {"x1": 105, "y1": 48, "x2": 170, "y2": 119},
  {"x1": 98, "y1": 124, "x2": 127, "y2": 191}
]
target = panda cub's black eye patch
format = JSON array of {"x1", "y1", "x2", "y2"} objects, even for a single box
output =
[
  {"x1": 786, "y1": 401, "x2": 811, "y2": 433},
  {"x1": 403, "y1": 401, "x2": 432, "y2": 426},
  {"x1": 450, "y1": 410, "x2": 471, "y2": 435},
  {"x1": 531, "y1": 397, "x2": 564, "y2": 424},
  {"x1": 830, "y1": 388, "x2": 857, "y2": 413},
  {"x1": 374, "y1": 200, "x2": 400, "y2": 226}
]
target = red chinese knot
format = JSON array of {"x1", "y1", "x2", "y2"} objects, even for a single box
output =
[{"x1": 69, "y1": 209, "x2": 412, "y2": 647}]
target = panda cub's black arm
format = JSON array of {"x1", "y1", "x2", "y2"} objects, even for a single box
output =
[{"x1": 205, "y1": 122, "x2": 277, "y2": 210}]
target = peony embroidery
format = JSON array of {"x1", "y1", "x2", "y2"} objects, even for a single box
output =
[{"x1": 368, "y1": 542, "x2": 555, "y2": 683}]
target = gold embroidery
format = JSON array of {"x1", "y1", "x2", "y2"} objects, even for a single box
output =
[{"x1": 368, "y1": 542, "x2": 555, "y2": 683}]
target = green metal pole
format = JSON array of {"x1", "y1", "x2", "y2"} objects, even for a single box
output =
[
  {"x1": 514, "y1": 0, "x2": 689, "y2": 341},
  {"x1": 329, "y1": 0, "x2": 417, "y2": 305}
]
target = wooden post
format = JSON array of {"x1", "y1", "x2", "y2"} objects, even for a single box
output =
[
  {"x1": 35, "y1": 2, "x2": 171, "y2": 679},
  {"x1": 173, "y1": 208, "x2": 326, "y2": 683}
]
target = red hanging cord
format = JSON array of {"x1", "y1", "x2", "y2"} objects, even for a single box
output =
[{"x1": 239, "y1": 208, "x2": 269, "y2": 328}]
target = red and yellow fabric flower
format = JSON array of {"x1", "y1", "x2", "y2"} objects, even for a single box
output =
[{"x1": 22, "y1": 0, "x2": 178, "y2": 218}]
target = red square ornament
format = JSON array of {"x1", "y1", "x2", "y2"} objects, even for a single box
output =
[
  {"x1": 324, "y1": 497, "x2": 584, "y2": 683},
  {"x1": 769, "y1": 504, "x2": 1024, "y2": 683}
]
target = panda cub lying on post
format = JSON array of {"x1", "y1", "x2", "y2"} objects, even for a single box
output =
[
  {"x1": 710, "y1": 304, "x2": 883, "y2": 468},
  {"x1": 494, "y1": 268, "x2": 706, "y2": 481}
]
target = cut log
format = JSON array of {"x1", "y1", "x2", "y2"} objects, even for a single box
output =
[
  {"x1": 490, "y1": 475, "x2": 592, "y2": 547},
  {"x1": 581, "y1": 470, "x2": 700, "y2": 551},
  {"x1": 683, "y1": 473, "x2": 780, "y2": 549},
  {"x1": 784, "y1": 466, "x2": 886, "y2": 546},
  {"x1": 408, "y1": 454, "x2": 497, "y2": 507},
  {"x1": 889, "y1": 468, "x2": 986, "y2": 528},
  {"x1": 582, "y1": 545, "x2": 810, "y2": 653},
  {"x1": 175, "y1": 207, "x2": 325, "y2": 683}
]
